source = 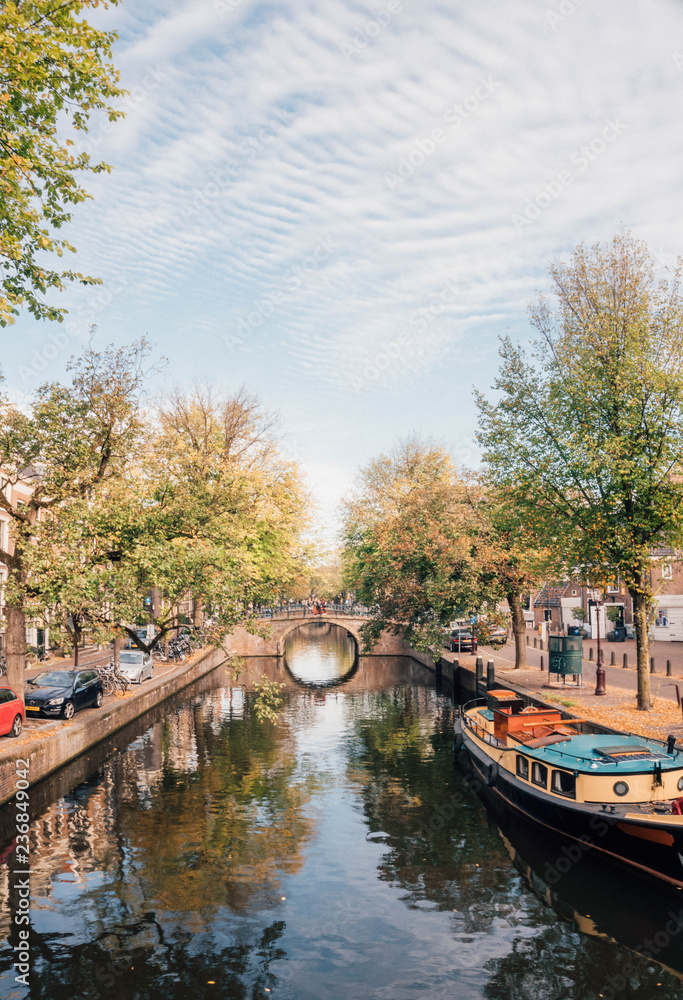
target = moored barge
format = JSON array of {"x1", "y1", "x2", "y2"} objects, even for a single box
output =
[{"x1": 455, "y1": 689, "x2": 683, "y2": 888}]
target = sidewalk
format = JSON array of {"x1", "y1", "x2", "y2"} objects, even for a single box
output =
[
  {"x1": 445, "y1": 636, "x2": 683, "y2": 746},
  {"x1": 16, "y1": 646, "x2": 195, "y2": 740}
]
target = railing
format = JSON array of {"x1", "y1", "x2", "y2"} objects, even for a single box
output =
[{"x1": 256, "y1": 603, "x2": 370, "y2": 620}]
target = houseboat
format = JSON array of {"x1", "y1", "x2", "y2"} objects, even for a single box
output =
[{"x1": 454, "y1": 689, "x2": 683, "y2": 888}]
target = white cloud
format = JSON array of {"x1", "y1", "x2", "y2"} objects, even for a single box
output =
[{"x1": 4, "y1": 0, "x2": 683, "y2": 528}]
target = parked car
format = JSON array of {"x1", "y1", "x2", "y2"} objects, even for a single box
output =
[
  {"x1": 118, "y1": 650, "x2": 154, "y2": 684},
  {"x1": 486, "y1": 626, "x2": 508, "y2": 647},
  {"x1": 0, "y1": 686, "x2": 25, "y2": 737},
  {"x1": 448, "y1": 629, "x2": 477, "y2": 653},
  {"x1": 24, "y1": 669, "x2": 103, "y2": 720}
]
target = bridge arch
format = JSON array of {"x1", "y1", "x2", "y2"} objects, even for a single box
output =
[{"x1": 276, "y1": 616, "x2": 362, "y2": 657}]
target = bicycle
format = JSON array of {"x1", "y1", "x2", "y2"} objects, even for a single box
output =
[{"x1": 96, "y1": 662, "x2": 130, "y2": 696}]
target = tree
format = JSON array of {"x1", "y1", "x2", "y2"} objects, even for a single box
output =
[
  {"x1": 0, "y1": 339, "x2": 151, "y2": 695},
  {"x1": 341, "y1": 438, "x2": 500, "y2": 653},
  {"x1": 21, "y1": 384, "x2": 310, "y2": 662},
  {"x1": 0, "y1": 0, "x2": 125, "y2": 325},
  {"x1": 476, "y1": 232, "x2": 683, "y2": 709},
  {"x1": 467, "y1": 478, "x2": 554, "y2": 668}
]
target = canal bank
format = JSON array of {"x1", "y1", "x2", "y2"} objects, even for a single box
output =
[
  {"x1": 0, "y1": 645, "x2": 227, "y2": 807},
  {"x1": 446, "y1": 646, "x2": 683, "y2": 744}
]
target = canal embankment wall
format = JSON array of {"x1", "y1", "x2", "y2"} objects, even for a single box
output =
[{"x1": 0, "y1": 646, "x2": 227, "y2": 808}]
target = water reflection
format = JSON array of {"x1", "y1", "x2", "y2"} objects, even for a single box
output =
[
  {"x1": 284, "y1": 621, "x2": 357, "y2": 687},
  {"x1": 1, "y1": 654, "x2": 683, "y2": 998}
]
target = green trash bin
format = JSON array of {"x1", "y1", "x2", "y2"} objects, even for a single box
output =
[{"x1": 548, "y1": 635, "x2": 583, "y2": 685}]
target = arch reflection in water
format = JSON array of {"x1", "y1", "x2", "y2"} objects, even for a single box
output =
[{"x1": 284, "y1": 621, "x2": 358, "y2": 687}]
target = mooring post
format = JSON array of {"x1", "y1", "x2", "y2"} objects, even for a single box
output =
[
  {"x1": 475, "y1": 657, "x2": 484, "y2": 694},
  {"x1": 486, "y1": 660, "x2": 495, "y2": 690}
]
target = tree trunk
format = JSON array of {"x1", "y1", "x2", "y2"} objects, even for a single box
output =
[
  {"x1": 507, "y1": 590, "x2": 527, "y2": 669},
  {"x1": 5, "y1": 603, "x2": 26, "y2": 701},
  {"x1": 631, "y1": 587, "x2": 652, "y2": 710},
  {"x1": 113, "y1": 634, "x2": 123, "y2": 668},
  {"x1": 193, "y1": 597, "x2": 203, "y2": 630}
]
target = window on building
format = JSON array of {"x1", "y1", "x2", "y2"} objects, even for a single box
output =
[
  {"x1": 531, "y1": 762, "x2": 547, "y2": 788},
  {"x1": 662, "y1": 564, "x2": 673, "y2": 580},
  {"x1": 551, "y1": 770, "x2": 576, "y2": 798},
  {"x1": 516, "y1": 756, "x2": 529, "y2": 780}
]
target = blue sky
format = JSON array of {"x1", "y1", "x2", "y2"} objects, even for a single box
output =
[{"x1": 3, "y1": 0, "x2": 683, "y2": 532}]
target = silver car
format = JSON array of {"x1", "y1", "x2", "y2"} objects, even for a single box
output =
[{"x1": 118, "y1": 650, "x2": 154, "y2": 684}]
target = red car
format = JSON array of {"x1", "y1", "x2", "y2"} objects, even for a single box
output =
[{"x1": 0, "y1": 686, "x2": 24, "y2": 738}]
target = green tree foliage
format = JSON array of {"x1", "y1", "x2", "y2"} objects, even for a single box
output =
[
  {"x1": 1, "y1": 360, "x2": 310, "y2": 694},
  {"x1": 0, "y1": 339, "x2": 151, "y2": 690},
  {"x1": 341, "y1": 438, "x2": 500, "y2": 653},
  {"x1": 467, "y1": 477, "x2": 555, "y2": 668},
  {"x1": 476, "y1": 233, "x2": 683, "y2": 709},
  {"x1": 0, "y1": 0, "x2": 125, "y2": 325}
]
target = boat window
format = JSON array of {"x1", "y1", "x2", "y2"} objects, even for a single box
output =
[
  {"x1": 516, "y1": 756, "x2": 529, "y2": 780},
  {"x1": 531, "y1": 762, "x2": 547, "y2": 788},
  {"x1": 551, "y1": 770, "x2": 576, "y2": 799}
]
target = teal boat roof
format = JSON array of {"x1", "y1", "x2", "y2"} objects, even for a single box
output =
[{"x1": 515, "y1": 733, "x2": 683, "y2": 773}]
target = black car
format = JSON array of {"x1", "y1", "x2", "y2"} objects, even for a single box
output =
[
  {"x1": 448, "y1": 629, "x2": 477, "y2": 653},
  {"x1": 24, "y1": 669, "x2": 104, "y2": 720}
]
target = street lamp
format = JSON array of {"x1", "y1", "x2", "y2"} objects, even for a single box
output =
[{"x1": 588, "y1": 587, "x2": 607, "y2": 696}]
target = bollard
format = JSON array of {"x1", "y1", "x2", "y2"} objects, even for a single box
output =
[
  {"x1": 651, "y1": 657, "x2": 655, "y2": 674},
  {"x1": 610, "y1": 651, "x2": 615, "y2": 666},
  {"x1": 540, "y1": 655, "x2": 544, "y2": 672},
  {"x1": 475, "y1": 657, "x2": 484, "y2": 693},
  {"x1": 589, "y1": 647, "x2": 594, "y2": 661},
  {"x1": 526, "y1": 635, "x2": 529, "y2": 646},
  {"x1": 667, "y1": 660, "x2": 672, "y2": 677},
  {"x1": 533, "y1": 637, "x2": 537, "y2": 648},
  {"x1": 486, "y1": 661, "x2": 495, "y2": 690},
  {"x1": 623, "y1": 653, "x2": 628, "y2": 668}
]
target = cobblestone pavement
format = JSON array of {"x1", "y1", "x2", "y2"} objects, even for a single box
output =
[{"x1": 441, "y1": 631, "x2": 683, "y2": 705}]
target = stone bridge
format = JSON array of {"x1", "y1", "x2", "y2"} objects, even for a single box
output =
[{"x1": 223, "y1": 614, "x2": 433, "y2": 662}]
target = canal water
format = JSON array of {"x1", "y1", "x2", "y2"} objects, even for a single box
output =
[{"x1": 1, "y1": 623, "x2": 683, "y2": 999}]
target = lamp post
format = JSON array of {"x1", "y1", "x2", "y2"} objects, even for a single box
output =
[{"x1": 589, "y1": 588, "x2": 607, "y2": 695}]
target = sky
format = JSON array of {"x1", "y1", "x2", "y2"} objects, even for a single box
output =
[{"x1": 3, "y1": 0, "x2": 683, "y2": 536}]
